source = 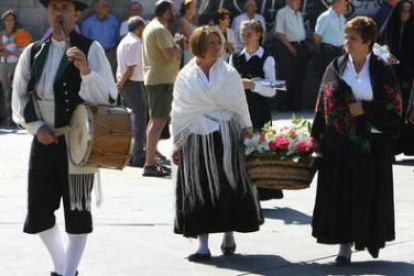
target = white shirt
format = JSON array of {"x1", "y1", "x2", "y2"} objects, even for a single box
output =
[
  {"x1": 342, "y1": 54, "x2": 373, "y2": 101},
  {"x1": 119, "y1": 20, "x2": 129, "y2": 38},
  {"x1": 275, "y1": 5, "x2": 306, "y2": 42},
  {"x1": 315, "y1": 8, "x2": 346, "y2": 47},
  {"x1": 231, "y1": 13, "x2": 267, "y2": 50},
  {"x1": 12, "y1": 37, "x2": 118, "y2": 134},
  {"x1": 116, "y1": 32, "x2": 144, "y2": 82},
  {"x1": 229, "y1": 46, "x2": 276, "y2": 97}
]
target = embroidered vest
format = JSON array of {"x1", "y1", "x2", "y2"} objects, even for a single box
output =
[{"x1": 24, "y1": 32, "x2": 93, "y2": 128}]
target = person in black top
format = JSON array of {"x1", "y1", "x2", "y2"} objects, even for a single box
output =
[
  {"x1": 380, "y1": 0, "x2": 414, "y2": 155},
  {"x1": 230, "y1": 19, "x2": 283, "y2": 200},
  {"x1": 381, "y1": 0, "x2": 414, "y2": 114}
]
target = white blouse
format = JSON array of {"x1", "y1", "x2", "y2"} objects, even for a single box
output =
[
  {"x1": 229, "y1": 46, "x2": 276, "y2": 97},
  {"x1": 342, "y1": 54, "x2": 381, "y2": 132},
  {"x1": 342, "y1": 53, "x2": 373, "y2": 101}
]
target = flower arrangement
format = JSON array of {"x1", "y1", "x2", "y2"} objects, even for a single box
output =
[{"x1": 243, "y1": 114, "x2": 318, "y2": 162}]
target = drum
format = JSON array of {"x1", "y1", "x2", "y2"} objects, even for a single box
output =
[{"x1": 68, "y1": 104, "x2": 133, "y2": 169}]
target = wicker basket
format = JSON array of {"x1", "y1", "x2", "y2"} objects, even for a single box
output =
[{"x1": 245, "y1": 156, "x2": 318, "y2": 190}]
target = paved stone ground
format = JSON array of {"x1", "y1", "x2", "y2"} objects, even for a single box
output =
[{"x1": 1, "y1": 112, "x2": 414, "y2": 276}]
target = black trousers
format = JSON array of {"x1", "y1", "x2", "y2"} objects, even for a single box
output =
[
  {"x1": 24, "y1": 136, "x2": 93, "y2": 234},
  {"x1": 276, "y1": 42, "x2": 309, "y2": 111},
  {"x1": 316, "y1": 44, "x2": 343, "y2": 79}
]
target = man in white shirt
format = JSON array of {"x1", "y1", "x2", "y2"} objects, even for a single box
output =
[
  {"x1": 314, "y1": 0, "x2": 347, "y2": 78},
  {"x1": 12, "y1": 1, "x2": 117, "y2": 275},
  {"x1": 117, "y1": 16, "x2": 147, "y2": 167},
  {"x1": 119, "y1": 1, "x2": 144, "y2": 38},
  {"x1": 231, "y1": 0, "x2": 266, "y2": 50},
  {"x1": 275, "y1": 0, "x2": 308, "y2": 111}
]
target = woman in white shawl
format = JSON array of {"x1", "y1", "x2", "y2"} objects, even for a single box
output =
[{"x1": 172, "y1": 26, "x2": 263, "y2": 262}]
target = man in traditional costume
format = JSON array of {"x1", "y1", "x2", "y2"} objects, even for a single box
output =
[{"x1": 11, "y1": 1, "x2": 117, "y2": 275}]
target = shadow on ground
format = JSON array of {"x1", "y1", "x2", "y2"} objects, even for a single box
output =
[
  {"x1": 193, "y1": 254, "x2": 414, "y2": 276},
  {"x1": 262, "y1": 207, "x2": 312, "y2": 225}
]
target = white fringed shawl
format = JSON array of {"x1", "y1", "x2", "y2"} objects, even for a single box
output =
[{"x1": 172, "y1": 58, "x2": 253, "y2": 206}]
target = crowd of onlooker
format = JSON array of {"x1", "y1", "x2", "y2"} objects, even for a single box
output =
[{"x1": 1, "y1": 0, "x2": 414, "y2": 167}]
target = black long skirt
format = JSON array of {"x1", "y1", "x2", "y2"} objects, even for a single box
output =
[
  {"x1": 312, "y1": 132, "x2": 395, "y2": 258},
  {"x1": 174, "y1": 131, "x2": 264, "y2": 238}
]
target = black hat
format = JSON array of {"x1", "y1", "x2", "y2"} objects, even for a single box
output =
[{"x1": 39, "y1": 0, "x2": 88, "y2": 11}]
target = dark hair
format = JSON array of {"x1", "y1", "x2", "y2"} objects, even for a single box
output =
[
  {"x1": 129, "y1": 1, "x2": 143, "y2": 9},
  {"x1": 1, "y1": 10, "x2": 18, "y2": 33},
  {"x1": 180, "y1": 0, "x2": 195, "y2": 16},
  {"x1": 213, "y1": 8, "x2": 230, "y2": 25},
  {"x1": 189, "y1": 25, "x2": 221, "y2": 58},
  {"x1": 154, "y1": 0, "x2": 173, "y2": 17},
  {"x1": 380, "y1": 0, "x2": 414, "y2": 54},
  {"x1": 240, "y1": 19, "x2": 264, "y2": 45},
  {"x1": 128, "y1": 16, "x2": 145, "y2": 32},
  {"x1": 345, "y1": 16, "x2": 378, "y2": 51}
]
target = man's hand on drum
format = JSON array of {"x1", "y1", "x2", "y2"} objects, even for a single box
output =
[
  {"x1": 66, "y1": 46, "x2": 90, "y2": 76},
  {"x1": 37, "y1": 126, "x2": 58, "y2": 145}
]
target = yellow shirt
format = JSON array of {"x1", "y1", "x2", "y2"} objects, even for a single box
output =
[{"x1": 142, "y1": 18, "x2": 180, "y2": 85}]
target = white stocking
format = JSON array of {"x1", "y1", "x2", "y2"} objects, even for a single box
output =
[
  {"x1": 64, "y1": 234, "x2": 87, "y2": 276},
  {"x1": 196, "y1": 234, "x2": 209, "y2": 254},
  {"x1": 39, "y1": 224, "x2": 65, "y2": 275}
]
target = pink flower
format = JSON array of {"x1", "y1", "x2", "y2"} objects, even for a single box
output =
[
  {"x1": 269, "y1": 136, "x2": 290, "y2": 151},
  {"x1": 296, "y1": 138, "x2": 315, "y2": 154}
]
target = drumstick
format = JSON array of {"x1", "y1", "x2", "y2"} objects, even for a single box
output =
[{"x1": 54, "y1": 126, "x2": 72, "y2": 137}]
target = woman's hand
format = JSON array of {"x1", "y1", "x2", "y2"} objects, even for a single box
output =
[
  {"x1": 242, "y1": 79, "x2": 255, "y2": 90},
  {"x1": 36, "y1": 126, "x2": 58, "y2": 145},
  {"x1": 172, "y1": 149, "x2": 182, "y2": 165},
  {"x1": 349, "y1": 101, "x2": 364, "y2": 116}
]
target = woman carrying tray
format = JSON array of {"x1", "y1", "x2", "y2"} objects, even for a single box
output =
[
  {"x1": 311, "y1": 16, "x2": 402, "y2": 266},
  {"x1": 172, "y1": 26, "x2": 263, "y2": 261},
  {"x1": 229, "y1": 19, "x2": 283, "y2": 201}
]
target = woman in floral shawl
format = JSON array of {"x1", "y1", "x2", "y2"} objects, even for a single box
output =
[{"x1": 311, "y1": 16, "x2": 402, "y2": 266}]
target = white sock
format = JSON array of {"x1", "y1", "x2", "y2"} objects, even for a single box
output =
[
  {"x1": 338, "y1": 243, "x2": 352, "y2": 258},
  {"x1": 196, "y1": 234, "x2": 209, "y2": 254},
  {"x1": 221, "y1": 232, "x2": 235, "y2": 247},
  {"x1": 64, "y1": 234, "x2": 87, "y2": 276},
  {"x1": 39, "y1": 224, "x2": 66, "y2": 275}
]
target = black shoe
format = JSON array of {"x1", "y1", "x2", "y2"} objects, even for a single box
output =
[
  {"x1": 220, "y1": 244, "x2": 236, "y2": 256},
  {"x1": 187, "y1": 251, "x2": 211, "y2": 262},
  {"x1": 142, "y1": 164, "x2": 170, "y2": 177},
  {"x1": 335, "y1": 255, "x2": 351, "y2": 266}
]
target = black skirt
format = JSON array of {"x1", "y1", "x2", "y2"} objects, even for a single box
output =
[
  {"x1": 312, "y1": 132, "x2": 395, "y2": 258},
  {"x1": 174, "y1": 131, "x2": 264, "y2": 238}
]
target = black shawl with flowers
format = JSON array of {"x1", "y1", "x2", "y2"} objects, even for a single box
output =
[{"x1": 312, "y1": 54, "x2": 402, "y2": 153}]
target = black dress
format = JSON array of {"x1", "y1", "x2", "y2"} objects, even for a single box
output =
[
  {"x1": 174, "y1": 124, "x2": 264, "y2": 238},
  {"x1": 311, "y1": 54, "x2": 402, "y2": 257},
  {"x1": 231, "y1": 50, "x2": 283, "y2": 200}
]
